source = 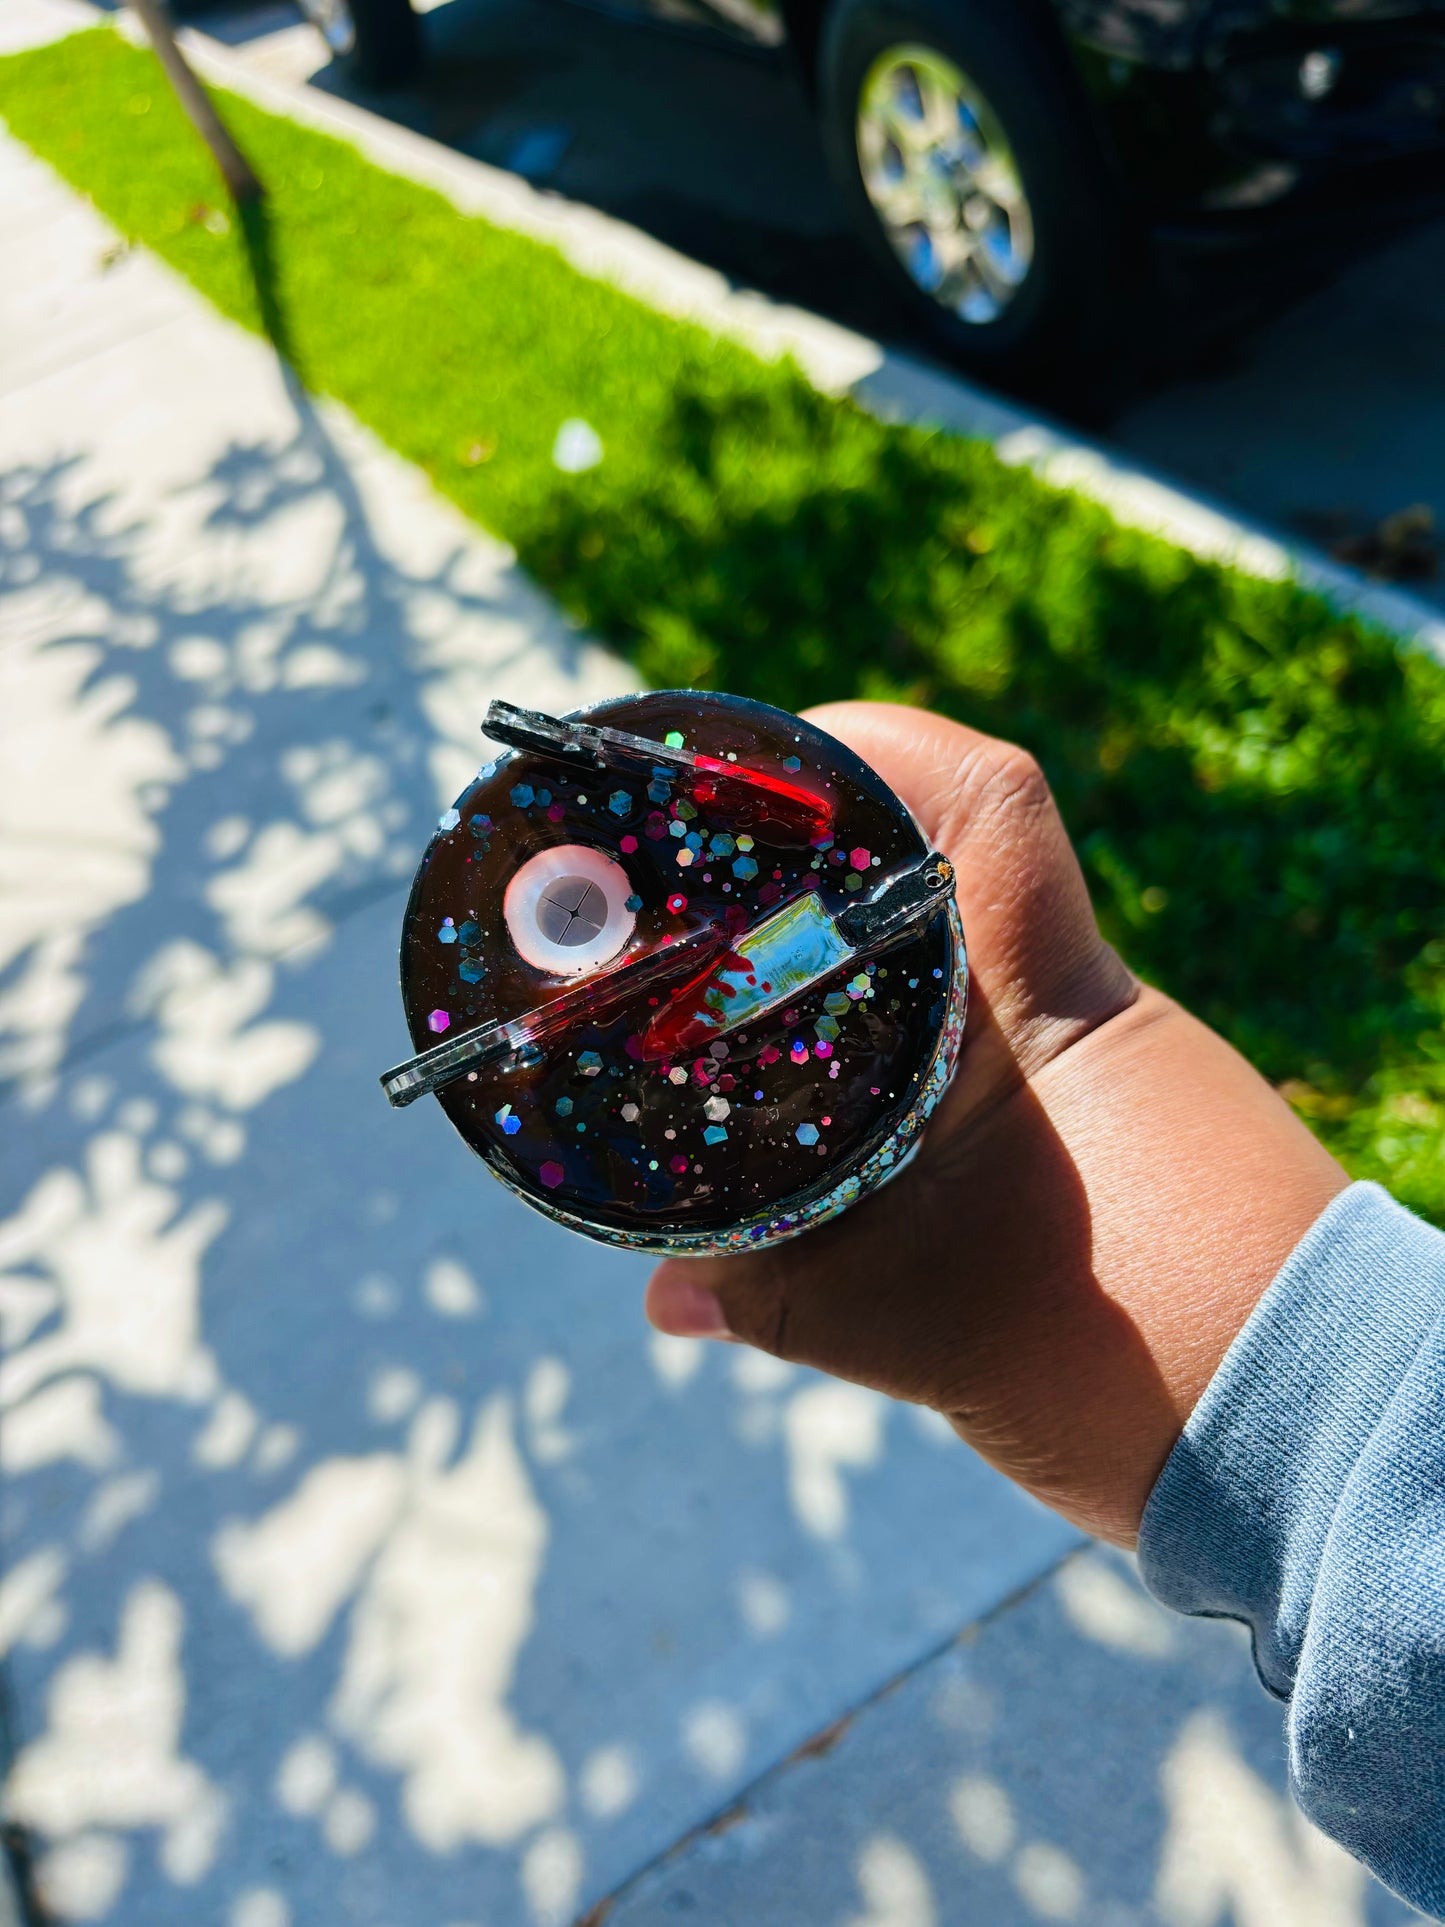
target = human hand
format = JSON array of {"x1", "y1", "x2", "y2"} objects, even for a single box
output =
[{"x1": 646, "y1": 703, "x2": 1347, "y2": 1545}]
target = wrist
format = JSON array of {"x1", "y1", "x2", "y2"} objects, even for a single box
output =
[
  {"x1": 1037, "y1": 991, "x2": 1349, "y2": 1541},
  {"x1": 939, "y1": 989, "x2": 1349, "y2": 1546}
]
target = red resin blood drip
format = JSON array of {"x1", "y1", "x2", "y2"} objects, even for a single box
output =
[
  {"x1": 525, "y1": 927, "x2": 725, "y2": 1049},
  {"x1": 691, "y1": 756, "x2": 831, "y2": 843},
  {"x1": 641, "y1": 944, "x2": 756, "y2": 1061}
]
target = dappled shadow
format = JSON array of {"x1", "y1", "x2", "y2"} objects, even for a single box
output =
[
  {"x1": 608, "y1": 1545, "x2": 1432, "y2": 1925},
  {"x1": 0, "y1": 373, "x2": 1075, "y2": 1924},
  {"x1": 0, "y1": 361, "x2": 615, "y2": 1102}
]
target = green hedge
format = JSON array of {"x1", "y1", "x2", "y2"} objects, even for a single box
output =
[{"x1": 4, "y1": 25, "x2": 1444, "y2": 1217}]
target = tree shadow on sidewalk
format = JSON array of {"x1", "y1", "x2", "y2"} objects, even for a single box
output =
[{"x1": 0, "y1": 358, "x2": 1068, "y2": 1926}]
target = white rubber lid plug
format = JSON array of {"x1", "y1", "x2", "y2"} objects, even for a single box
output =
[{"x1": 503, "y1": 843, "x2": 637, "y2": 976}]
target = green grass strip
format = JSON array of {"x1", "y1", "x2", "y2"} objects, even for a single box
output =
[{"x1": 4, "y1": 23, "x2": 1445, "y2": 1217}]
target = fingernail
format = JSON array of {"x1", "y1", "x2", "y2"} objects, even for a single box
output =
[{"x1": 663, "y1": 1278, "x2": 731, "y2": 1340}]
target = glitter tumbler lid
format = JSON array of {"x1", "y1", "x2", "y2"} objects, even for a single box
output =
[{"x1": 383, "y1": 691, "x2": 968, "y2": 1254}]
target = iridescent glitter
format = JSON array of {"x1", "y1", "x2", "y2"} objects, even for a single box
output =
[{"x1": 392, "y1": 691, "x2": 967, "y2": 1254}]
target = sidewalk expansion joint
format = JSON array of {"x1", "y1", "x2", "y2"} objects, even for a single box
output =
[{"x1": 585, "y1": 1540, "x2": 1092, "y2": 1922}]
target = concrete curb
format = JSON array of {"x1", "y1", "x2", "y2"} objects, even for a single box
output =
[{"x1": 29, "y1": 0, "x2": 1445, "y2": 660}]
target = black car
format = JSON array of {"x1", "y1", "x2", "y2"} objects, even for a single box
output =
[{"x1": 297, "y1": 0, "x2": 1445, "y2": 387}]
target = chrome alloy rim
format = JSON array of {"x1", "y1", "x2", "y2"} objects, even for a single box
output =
[
  {"x1": 298, "y1": 0, "x2": 356, "y2": 57},
  {"x1": 856, "y1": 46, "x2": 1034, "y2": 324}
]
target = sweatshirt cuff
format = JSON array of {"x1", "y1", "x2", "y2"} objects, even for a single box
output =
[{"x1": 1136, "y1": 1180, "x2": 1445, "y2": 1697}]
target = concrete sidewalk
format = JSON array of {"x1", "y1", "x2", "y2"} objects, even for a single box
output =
[{"x1": 0, "y1": 37, "x2": 1427, "y2": 1927}]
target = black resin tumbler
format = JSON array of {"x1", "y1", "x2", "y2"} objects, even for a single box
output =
[{"x1": 381, "y1": 691, "x2": 968, "y2": 1254}]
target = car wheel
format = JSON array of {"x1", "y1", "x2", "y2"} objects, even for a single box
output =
[
  {"x1": 819, "y1": 0, "x2": 1139, "y2": 396},
  {"x1": 297, "y1": 0, "x2": 422, "y2": 87}
]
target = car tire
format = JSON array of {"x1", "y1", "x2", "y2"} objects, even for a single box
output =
[
  {"x1": 818, "y1": 0, "x2": 1141, "y2": 399},
  {"x1": 299, "y1": 0, "x2": 423, "y2": 88}
]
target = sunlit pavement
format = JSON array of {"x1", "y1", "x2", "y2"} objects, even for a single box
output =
[
  {"x1": 607, "y1": 1550, "x2": 1423, "y2": 1927},
  {"x1": 0, "y1": 20, "x2": 1432, "y2": 1927}
]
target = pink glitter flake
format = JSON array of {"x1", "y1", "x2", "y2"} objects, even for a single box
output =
[
  {"x1": 850, "y1": 847, "x2": 871, "y2": 871},
  {"x1": 669, "y1": 1154, "x2": 689, "y2": 1175},
  {"x1": 666, "y1": 893, "x2": 688, "y2": 914},
  {"x1": 814, "y1": 1040, "x2": 833, "y2": 1059},
  {"x1": 758, "y1": 1044, "x2": 780, "y2": 1066},
  {"x1": 790, "y1": 1041, "x2": 809, "y2": 1064},
  {"x1": 548, "y1": 803, "x2": 566, "y2": 822},
  {"x1": 620, "y1": 834, "x2": 638, "y2": 853},
  {"x1": 539, "y1": 1161, "x2": 565, "y2": 1190},
  {"x1": 427, "y1": 1009, "x2": 450, "y2": 1033}
]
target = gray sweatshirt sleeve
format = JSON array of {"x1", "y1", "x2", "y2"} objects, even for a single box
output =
[{"x1": 1137, "y1": 1180, "x2": 1445, "y2": 1919}]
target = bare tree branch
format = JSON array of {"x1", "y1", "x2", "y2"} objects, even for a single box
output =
[{"x1": 128, "y1": 0, "x2": 264, "y2": 204}]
